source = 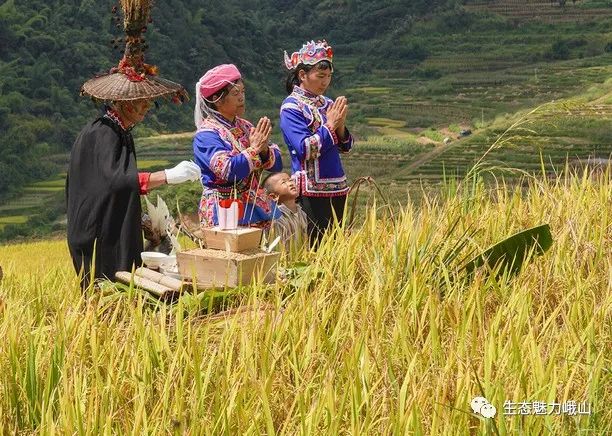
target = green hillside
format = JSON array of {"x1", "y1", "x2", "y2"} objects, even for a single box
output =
[{"x1": 0, "y1": 0, "x2": 611, "y2": 239}]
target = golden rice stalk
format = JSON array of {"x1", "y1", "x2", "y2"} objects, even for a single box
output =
[{"x1": 119, "y1": 0, "x2": 152, "y2": 35}]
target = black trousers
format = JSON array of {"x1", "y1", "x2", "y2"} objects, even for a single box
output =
[{"x1": 299, "y1": 195, "x2": 347, "y2": 247}]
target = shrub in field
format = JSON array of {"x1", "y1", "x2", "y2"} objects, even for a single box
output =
[{"x1": 545, "y1": 37, "x2": 588, "y2": 60}]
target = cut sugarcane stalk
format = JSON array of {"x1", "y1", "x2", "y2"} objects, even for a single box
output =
[
  {"x1": 135, "y1": 267, "x2": 184, "y2": 291},
  {"x1": 115, "y1": 271, "x2": 175, "y2": 298}
]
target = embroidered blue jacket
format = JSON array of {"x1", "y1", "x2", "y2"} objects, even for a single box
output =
[
  {"x1": 279, "y1": 86, "x2": 353, "y2": 197},
  {"x1": 193, "y1": 113, "x2": 283, "y2": 226}
]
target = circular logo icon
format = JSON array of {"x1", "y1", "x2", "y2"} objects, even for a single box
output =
[
  {"x1": 481, "y1": 403, "x2": 497, "y2": 418},
  {"x1": 471, "y1": 396, "x2": 497, "y2": 418},
  {"x1": 471, "y1": 396, "x2": 488, "y2": 414}
]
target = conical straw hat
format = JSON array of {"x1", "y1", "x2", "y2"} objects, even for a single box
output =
[
  {"x1": 80, "y1": 0, "x2": 187, "y2": 103},
  {"x1": 81, "y1": 72, "x2": 187, "y2": 102}
]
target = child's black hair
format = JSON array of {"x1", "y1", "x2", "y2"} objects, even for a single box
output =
[{"x1": 262, "y1": 171, "x2": 287, "y2": 194}]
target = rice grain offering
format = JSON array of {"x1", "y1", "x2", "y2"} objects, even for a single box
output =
[{"x1": 177, "y1": 247, "x2": 279, "y2": 288}]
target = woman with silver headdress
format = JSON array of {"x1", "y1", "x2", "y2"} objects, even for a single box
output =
[
  {"x1": 192, "y1": 64, "x2": 283, "y2": 228},
  {"x1": 280, "y1": 40, "x2": 354, "y2": 247}
]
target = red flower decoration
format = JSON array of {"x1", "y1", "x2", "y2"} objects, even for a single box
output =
[
  {"x1": 117, "y1": 57, "x2": 148, "y2": 82},
  {"x1": 143, "y1": 63, "x2": 158, "y2": 76}
]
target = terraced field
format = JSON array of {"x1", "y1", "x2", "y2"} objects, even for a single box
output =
[
  {"x1": 134, "y1": 76, "x2": 610, "y2": 217},
  {"x1": 465, "y1": 0, "x2": 612, "y2": 23},
  {"x1": 1, "y1": 0, "x2": 610, "y2": 237}
]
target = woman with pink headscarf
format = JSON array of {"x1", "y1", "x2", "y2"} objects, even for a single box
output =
[{"x1": 193, "y1": 64, "x2": 283, "y2": 227}]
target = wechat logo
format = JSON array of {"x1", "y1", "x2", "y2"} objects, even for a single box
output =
[{"x1": 471, "y1": 396, "x2": 497, "y2": 418}]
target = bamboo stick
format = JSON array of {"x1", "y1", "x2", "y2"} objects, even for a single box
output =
[
  {"x1": 135, "y1": 267, "x2": 184, "y2": 291},
  {"x1": 115, "y1": 271, "x2": 174, "y2": 298}
]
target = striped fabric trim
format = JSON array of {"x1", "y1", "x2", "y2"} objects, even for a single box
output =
[
  {"x1": 280, "y1": 102, "x2": 301, "y2": 113},
  {"x1": 270, "y1": 204, "x2": 308, "y2": 250},
  {"x1": 314, "y1": 159, "x2": 347, "y2": 183}
]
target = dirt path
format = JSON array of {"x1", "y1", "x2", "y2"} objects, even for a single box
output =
[{"x1": 400, "y1": 140, "x2": 459, "y2": 173}]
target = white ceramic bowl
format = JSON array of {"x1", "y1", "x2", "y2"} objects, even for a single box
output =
[
  {"x1": 141, "y1": 251, "x2": 170, "y2": 269},
  {"x1": 164, "y1": 255, "x2": 177, "y2": 267}
]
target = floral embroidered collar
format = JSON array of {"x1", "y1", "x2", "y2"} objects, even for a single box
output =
[
  {"x1": 292, "y1": 86, "x2": 326, "y2": 108},
  {"x1": 211, "y1": 112, "x2": 237, "y2": 129},
  {"x1": 206, "y1": 112, "x2": 247, "y2": 142},
  {"x1": 104, "y1": 107, "x2": 129, "y2": 131}
]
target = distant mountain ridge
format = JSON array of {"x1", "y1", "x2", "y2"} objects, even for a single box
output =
[{"x1": 0, "y1": 0, "x2": 455, "y2": 200}]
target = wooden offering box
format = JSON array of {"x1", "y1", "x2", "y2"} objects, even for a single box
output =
[
  {"x1": 202, "y1": 226, "x2": 262, "y2": 252},
  {"x1": 177, "y1": 248, "x2": 279, "y2": 288}
]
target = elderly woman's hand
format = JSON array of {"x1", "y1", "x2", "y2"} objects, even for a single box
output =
[{"x1": 249, "y1": 117, "x2": 272, "y2": 155}]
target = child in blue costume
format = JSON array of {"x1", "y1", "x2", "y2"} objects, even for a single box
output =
[{"x1": 279, "y1": 40, "x2": 354, "y2": 246}]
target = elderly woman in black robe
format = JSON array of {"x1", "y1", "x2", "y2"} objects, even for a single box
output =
[
  {"x1": 66, "y1": 101, "x2": 199, "y2": 288},
  {"x1": 66, "y1": 0, "x2": 199, "y2": 289}
]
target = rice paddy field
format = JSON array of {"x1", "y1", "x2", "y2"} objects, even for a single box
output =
[
  {"x1": 0, "y1": 2, "x2": 610, "y2": 432},
  {"x1": 1, "y1": 3, "x2": 611, "y2": 430},
  {"x1": 1, "y1": 1, "x2": 610, "y2": 238},
  {"x1": 0, "y1": 166, "x2": 610, "y2": 433}
]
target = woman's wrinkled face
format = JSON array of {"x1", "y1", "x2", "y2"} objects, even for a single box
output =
[
  {"x1": 216, "y1": 80, "x2": 246, "y2": 119},
  {"x1": 299, "y1": 64, "x2": 332, "y2": 96},
  {"x1": 116, "y1": 99, "x2": 152, "y2": 127}
]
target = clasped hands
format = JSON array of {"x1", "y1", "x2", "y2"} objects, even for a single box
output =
[
  {"x1": 249, "y1": 116, "x2": 272, "y2": 156},
  {"x1": 249, "y1": 96, "x2": 349, "y2": 155},
  {"x1": 325, "y1": 96, "x2": 349, "y2": 140}
]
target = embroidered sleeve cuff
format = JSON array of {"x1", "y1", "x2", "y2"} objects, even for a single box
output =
[
  {"x1": 138, "y1": 172, "x2": 151, "y2": 195},
  {"x1": 242, "y1": 147, "x2": 263, "y2": 171},
  {"x1": 341, "y1": 130, "x2": 352, "y2": 143},
  {"x1": 304, "y1": 134, "x2": 322, "y2": 160},
  {"x1": 324, "y1": 123, "x2": 339, "y2": 145},
  {"x1": 262, "y1": 144, "x2": 278, "y2": 169},
  {"x1": 338, "y1": 131, "x2": 353, "y2": 153}
]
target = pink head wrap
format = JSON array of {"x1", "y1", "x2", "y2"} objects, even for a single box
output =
[{"x1": 198, "y1": 64, "x2": 242, "y2": 99}]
